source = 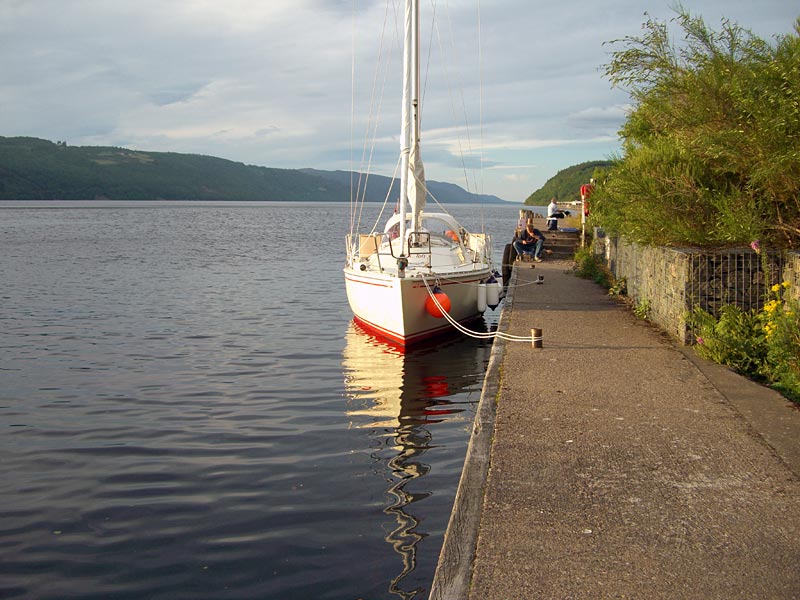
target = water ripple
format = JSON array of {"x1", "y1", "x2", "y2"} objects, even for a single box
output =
[{"x1": 0, "y1": 201, "x2": 510, "y2": 599}]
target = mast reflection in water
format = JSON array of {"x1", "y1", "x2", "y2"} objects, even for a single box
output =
[{"x1": 342, "y1": 320, "x2": 493, "y2": 598}]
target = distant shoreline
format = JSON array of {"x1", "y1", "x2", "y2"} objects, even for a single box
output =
[{"x1": 0, "y1": 137, "x2": 514, "y2": 205}]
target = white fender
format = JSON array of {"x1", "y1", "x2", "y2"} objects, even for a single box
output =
[
  {"x1": 486, "y1": 279, "x2": 500, "y2": 309},
  {"x1": 495, "y1": 274, "x2": 504, "y2": 299},
  {"x1": 477, "y1": 283, "x2": 487, "y2": 312}
]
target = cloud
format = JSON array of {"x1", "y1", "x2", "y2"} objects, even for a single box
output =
[
  {"x1": 502, "y1": 172, "x2": 531, "y2": 183},
  {"x1": 566, "y1": 104, "x2": 633, "y2": 131},
  {"x1": 1, "y1": 0, "x2": 797, "y2": 200},
  {"x1": 254, "y1": 126, "x2": 282, "y2": 137},
  {"x1": 148, "y1": 84, "x2": 208, "y2": 107}
]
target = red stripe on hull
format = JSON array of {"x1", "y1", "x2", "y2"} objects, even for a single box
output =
[{"x1": 352, "y1": 313, "x2": 482, "y2": 347}]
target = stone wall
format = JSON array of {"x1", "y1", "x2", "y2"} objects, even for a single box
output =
[
  {"x1": 598, "y1": 236, "x2": 799, "y2": 344},
  {"x1": 784, "y1": 252, "x2": 800, "y2": 301}
]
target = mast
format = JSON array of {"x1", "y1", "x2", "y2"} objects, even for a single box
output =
[
  {"x1": 398, "y1": 0, "x2": 412, "y2": 255},
  {"x1": 399, "y1": 0, "x2": 425, "y2": 254},
  {"x1": 408, "y1": 0, "x2": 425, "y2": 234}
]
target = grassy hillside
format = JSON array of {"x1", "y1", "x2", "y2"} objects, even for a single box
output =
[
  {"x1": 0, "y1": 136, "x2": 509, "y2": 203},
  {"x1": 524, "y1": 160, "x2": 612, "y2": 205}
]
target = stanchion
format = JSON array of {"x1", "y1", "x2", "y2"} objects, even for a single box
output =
[{"x1": 531, "y1": 328, "x2": 543, "y2": 349}]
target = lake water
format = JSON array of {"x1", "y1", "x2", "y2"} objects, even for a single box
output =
[{"x1": 0, "y1": 201, "x2": 519, "y2": 599}]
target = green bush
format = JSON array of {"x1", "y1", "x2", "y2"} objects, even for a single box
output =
[
  {"x1": 597, "y1": 11, "x2": 800, "y2": 250},
  {"x1": 573, "y1": 247, "x2": 612, "y2": 288},
  {"x1": 688, "y1": 305, "x2": 768, "y2": 376},
  {"x1": 633, "y1": 299, "x2": 651, "y2": 321},
  {"x1": 688, "y1": 282, "x2": 800, "y2": 402},
  {"x1": 761, "y1": 283, "x2": 800, "y2": 400}
]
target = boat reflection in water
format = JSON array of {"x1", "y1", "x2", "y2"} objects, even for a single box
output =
[{"x1": 342, "y1": 320, "x2": 493, "y2": 598}]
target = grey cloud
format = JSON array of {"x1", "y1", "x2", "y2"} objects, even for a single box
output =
[
  {"x1": 254, "y1": 126, "x2": 282, "y2": 137},
  {"x1": 566, "y1": 105, "x2": 631, "y2": 132},
  {"x1": 148, "y1": 84, "x2": 208, "y2": 107},
  {"x1": 2, "y1": 0, "x2": 797, "y2": 201}
]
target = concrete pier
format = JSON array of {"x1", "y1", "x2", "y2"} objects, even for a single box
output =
[{"x1": 431, "y1": 260, "x2": 800, "y2": 599}]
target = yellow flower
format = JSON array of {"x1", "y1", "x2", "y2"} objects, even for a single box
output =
[
  {"x1": 783, "y1": 281, "x2": 792, "y2": 289},
  {"x1": 772, "y1": 283, "x2": 782, "y2": 293}
]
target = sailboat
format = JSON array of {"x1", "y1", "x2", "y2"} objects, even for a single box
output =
[{"x1": 344, "y1": 0, "x2": 498, "y2": 346}]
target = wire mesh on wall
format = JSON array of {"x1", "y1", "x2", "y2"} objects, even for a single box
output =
[{"x1": 686, "y1": 251, "x2": 784, "y2": 315}]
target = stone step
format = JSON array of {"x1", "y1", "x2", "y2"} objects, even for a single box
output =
[
  {"x1": 545, "y1": 248, "x2": 577, "y2": 260},
  {"x1": 504, "y1": 239, "x2": 579, "y2": 263},
  {"x1": 545, "y1": 232, "x2": 580, "y2": 243},
  {"x1": 542, "y1": 230, "x2": 580, "y2": 259}
]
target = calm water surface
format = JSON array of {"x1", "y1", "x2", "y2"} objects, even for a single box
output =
[{"x1": 0, "y1": 201, "x2": 518, "y2": 599}]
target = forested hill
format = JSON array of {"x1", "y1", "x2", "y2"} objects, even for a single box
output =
[
  {"x1": 0, "y1": 137, "x2": 509, "y2": 203},
  {"x1": 525, "y1": 160, "x2": 612, "y2": 205}
]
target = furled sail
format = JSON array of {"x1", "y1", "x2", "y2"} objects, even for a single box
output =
[{"x1": 407, "y1": 140, "x2": 426, "y2": 219}]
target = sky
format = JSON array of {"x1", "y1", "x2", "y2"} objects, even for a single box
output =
[{"x1": 1, "y1": 1, "x2": 797, "y2": 202}]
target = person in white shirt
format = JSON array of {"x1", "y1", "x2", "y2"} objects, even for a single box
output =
[{"x1": 546, "y1": 198, "x2": 559, "y2": 231}]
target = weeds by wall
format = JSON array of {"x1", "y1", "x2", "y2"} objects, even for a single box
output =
[{"x1": 597, "y1": 236, "x2": 800, "y2": 344}]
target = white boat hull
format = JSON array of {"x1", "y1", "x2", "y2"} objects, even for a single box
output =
[{"x1": 344, "y1": 267, "x2": 489, "y2": 346}]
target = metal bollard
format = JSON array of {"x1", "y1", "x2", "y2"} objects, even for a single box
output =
[{"x1": 531, "y1": 328, "x2": 543, "y2": 349}]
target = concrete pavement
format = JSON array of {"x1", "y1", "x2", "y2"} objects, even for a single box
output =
[{"x1": 431, "y1": 259, "x2": 800, "y2": 599}]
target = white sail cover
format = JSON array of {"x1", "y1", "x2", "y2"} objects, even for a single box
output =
[{"x1": 408, "y1": 144, "x2": 426, "y2": 217}]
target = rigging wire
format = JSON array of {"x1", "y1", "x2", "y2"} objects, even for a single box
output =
[
  {"x1": 351, "y1": 0, "x2": 497, "y2": 261},
  {"x1": 421, "y1": 276, "x2": 535, "y2": 342},
  {"x1": 369, "y1": 157, "x2": 403, "y2": 236},
  {"x1": 351, "y1": 0, "x2": 396, "y2": 237},
  {"x1": 476, "y1": 0, "x2": 486, "y2": 233},
  {"x1": 477, "y1": 0, "x2": 484, "y2": 200},
  {"x1": 350, "y1": 0, "x2": 355, "y2": 222},
  {"x1": 425, "y1": 0, "x2": 487, "y2": 238},
  {"x1": 352, "y1": 1, "x2": 487, "y2": 230},
  {"x1": 448, "y1": 0, "x2": 481, "y2": 203}
]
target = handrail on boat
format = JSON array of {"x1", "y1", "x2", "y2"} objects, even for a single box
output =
[
  {"x1": 348, "y1": 230, "x2": 435, "y2": 272},
  {"x1": 348, "y1": 228, "x2": 492, "y2": 272}
]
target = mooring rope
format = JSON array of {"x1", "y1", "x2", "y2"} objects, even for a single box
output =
[{"x1": 421, "y1": 275, "x2": 534, "y2": 342}]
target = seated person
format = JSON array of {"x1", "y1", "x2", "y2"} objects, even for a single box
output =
[{"x1": 513, "y1": 223, "x2": 545, "y2": 262}]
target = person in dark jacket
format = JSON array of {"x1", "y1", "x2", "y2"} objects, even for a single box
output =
[{"x1": 513, "y1": 222, "x2": 545, "y2": 262}]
